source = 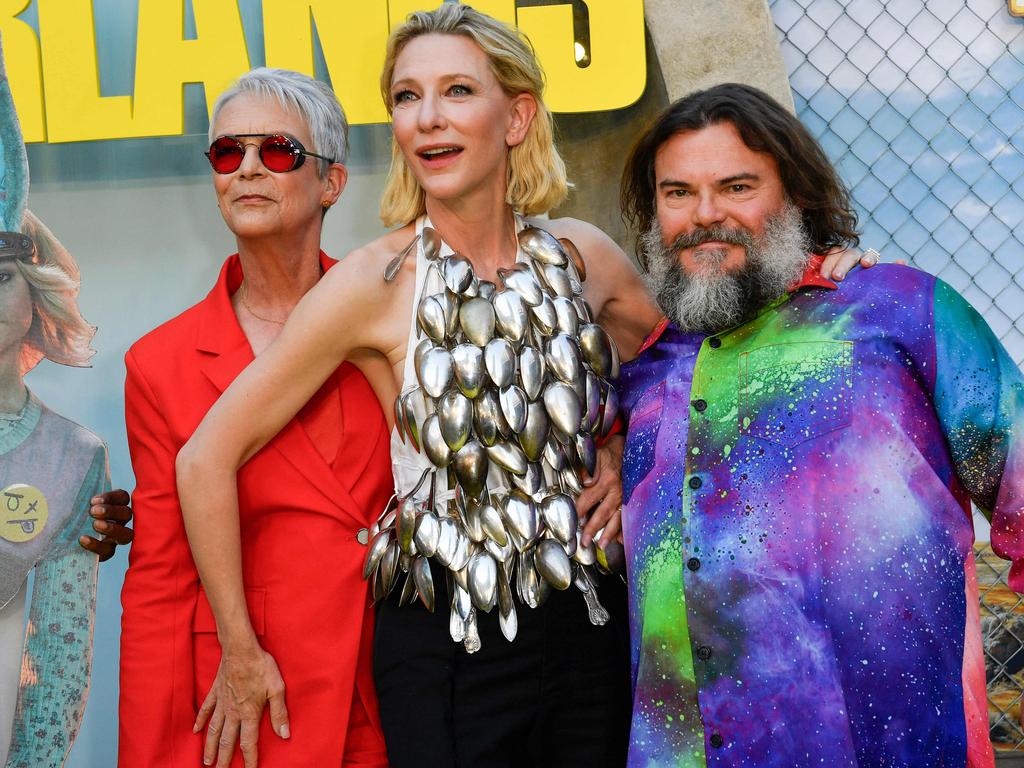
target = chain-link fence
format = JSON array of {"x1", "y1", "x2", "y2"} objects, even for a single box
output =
[
  {"x1": 770, "y1": 0, "x2": 1024, "y2": 364},
  {"x1": 768, "y1": 0, "x2": 1024, "y2": 751},
  {"x1": 977, "y1": 544, "x2": 1024, "y2": 750}
]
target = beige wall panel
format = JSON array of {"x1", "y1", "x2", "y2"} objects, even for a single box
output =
[{"x1": 553, "y1": 0, "x2": 793, "y2": 254}]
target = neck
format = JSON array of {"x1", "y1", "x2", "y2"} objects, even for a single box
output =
[
  {"x1": 424, "y1": 188, "x2": 518, "y2": 283},
  {"x1": 0, "y1": 349, "x2": 27, "y2": 412},
  {"x1": 235, "y1": 228, "x2": 325, "y2": 317}
]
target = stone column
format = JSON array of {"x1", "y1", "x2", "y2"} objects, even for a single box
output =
[{"x1": 552, "y1": 0, "x2": 793, "y2": 254}]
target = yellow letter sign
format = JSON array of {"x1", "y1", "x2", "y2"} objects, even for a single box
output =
[
  {"x1": 520, "y1": 0, "x2": 646, "y2": 113},
  {"x1": 132, "y1": 0, "x2": 251, "y2": 137},
  {"x1": 37, "y1": 0, "x2": 137, "y2": 143},
  {"x1": 4, "y1": 0, "x2": 647, "y2": 143},
  {"x1": 263, "y1": 0, "x2": 391, "y2": 125},
  {"x1": 0, "y1": 0, "x2": 43, "y2": 142}
]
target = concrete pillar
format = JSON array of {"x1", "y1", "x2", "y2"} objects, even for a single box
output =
[
  {"x1": 642, "y1": 0, "x2": 794, "y2": 110},
  {"x1": 552, "y1": 0, "x2": 793, "y2": 253}
]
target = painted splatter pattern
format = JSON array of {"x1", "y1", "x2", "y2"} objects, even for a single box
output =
[{"x1": 618, "y1": 264, "x2": 1024, "y2": 768}]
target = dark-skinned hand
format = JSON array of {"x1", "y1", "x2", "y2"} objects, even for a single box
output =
[{"x1": 80, "y1": 488, "x2": 134, "y2": 561}]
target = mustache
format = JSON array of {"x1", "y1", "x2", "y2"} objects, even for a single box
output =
[
  {"x1": 667, "y1": 225, "x2": 756, "y2": 254},
  {"x1": 639, "y1": 201, "x2": 811, "y2": 335}
]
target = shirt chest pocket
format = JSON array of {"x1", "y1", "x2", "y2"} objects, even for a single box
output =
[{"x1": 738, "y1": 341, "x2": 854, "y2": 450}]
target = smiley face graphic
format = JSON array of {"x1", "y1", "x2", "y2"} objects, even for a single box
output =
[{"x1": 1, "y1": 484, "x2": 48, "y2": 543}]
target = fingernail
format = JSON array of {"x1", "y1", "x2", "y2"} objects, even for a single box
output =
[
  {"x1": 94, "y1": 520, "x2": 109, "y2": 532},
  {"x1": 90, "y1": 496, "x2": 101, "y2": 505},
  {"x1": 193, "y1": 723, "x2": 200, "y2": 733},
  {"x1": 834, "y1": 270, "x2": 845, "y2": 280},
  {"x1": 581, "y1": 535, "x2": 592, "y2": 547},
  {"x1": 90, "y1": 505, "x2": 101, "y2": 517},
  {"x1": 204, "y1": 758, "x2": 213, "y2": 766},
  {"x1": 280, "y1": 724, "x2": 290, "y2": 739}
]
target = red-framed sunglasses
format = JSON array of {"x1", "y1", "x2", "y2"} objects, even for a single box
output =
[
  {"x1": 205, "y1": 133, "x2": 334, "y2": 174},
  {"x1": 0, "y1": 232, "x2": 37, "y2": 264}
]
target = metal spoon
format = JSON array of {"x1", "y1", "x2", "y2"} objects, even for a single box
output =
[
  {"x1": 413, "y1": 556, "x2": 435, "y2": 612},
  {"x1": 484, "y1": 338, "x2": 516, "y2": 388},
  {"x1": 519, "y1": 346, "x2": 546, "y2": 401},
  {"x1": 383, "y1": 233, "x2": 421, "y2": 282},
  {"x1": 421, "y1": 226, "x2": 441, "y2": 260},
  {"x1": 517, "y1": 226, "x2": 569, "y2": 266},
  {"x1": 535, "y1": 538, "x2": 572, "y2": 590},
  {"x1": 438, "y1": 390, "x2": 473, "y2": 452}
]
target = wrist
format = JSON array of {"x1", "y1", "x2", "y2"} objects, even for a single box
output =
[{"x1": 217, "y1": 624, "x2": 261, "y2": 656}]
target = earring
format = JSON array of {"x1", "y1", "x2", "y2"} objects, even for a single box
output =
[{"x1": 321, "y1": 199, "x2": 333, "y2": 209}]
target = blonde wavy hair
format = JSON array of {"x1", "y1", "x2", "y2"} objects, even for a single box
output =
[
  {"x1": 14, "y1": 211, "x2": 95, "y2": 376},
  {"x1": 379, "y1": 2, "x2": 569, "y2": 228}
]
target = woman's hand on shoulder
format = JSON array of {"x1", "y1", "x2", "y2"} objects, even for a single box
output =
[{"x1": 819, "y1": 245, "x2": 904, "y2": 281}]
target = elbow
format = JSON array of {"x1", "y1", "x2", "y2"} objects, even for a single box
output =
[
  {"x1": 175, "y1": 439, "x2": 202, "y2": 496},
  {"x1": 175, "y1": 430, "x2": 246, "y2": 505},
  {"x1": 175, "y1": 435, "x2": 219, "y2": 500}
]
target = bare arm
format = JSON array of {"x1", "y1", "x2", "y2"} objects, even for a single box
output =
[
  {"x1": 175, "y1": 250, "x2": 391, "y2": 766},
  {"x1": 177, "y1": 252, "x2": 388, "y2": 646},
  {"x1": 541, "y1": 217, "x2": 662, "y2": 363}
]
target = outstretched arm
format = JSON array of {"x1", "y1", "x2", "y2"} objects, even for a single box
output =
[{"x1": 175, "y1": 253, "x2": 383, "y2": 768}]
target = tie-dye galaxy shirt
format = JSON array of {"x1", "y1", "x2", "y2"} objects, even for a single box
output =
[{"x1": 618, "y1": 263, "x2": 1024, "y2": 768}]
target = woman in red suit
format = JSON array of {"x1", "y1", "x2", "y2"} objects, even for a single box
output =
[{"x1": 117, "y1": 68, "x2": 393, "y2": 768}]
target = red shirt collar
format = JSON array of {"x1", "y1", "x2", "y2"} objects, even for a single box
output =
[
  {"x1": 637, "y1": 254, "x2": 837, "y2": 354},
  {"x1": 796, "y1": 253, "x2": 839, "y2": 291}
]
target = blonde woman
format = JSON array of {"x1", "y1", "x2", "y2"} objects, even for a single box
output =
[
  {"x1": 177, "y1": 5, "x2": 874, "y2": 767},
  {"x1": 0, "y1": 212, "x2": 110, "y2": 768}
]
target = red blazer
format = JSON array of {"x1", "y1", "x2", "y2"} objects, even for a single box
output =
[{"x1": 119, "y1": 254, "x2": 393, "y2": 767}]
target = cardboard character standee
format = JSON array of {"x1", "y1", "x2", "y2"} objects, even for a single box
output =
[{"x1": 0, "y1": 35, "x2": 110, "y2": 768}]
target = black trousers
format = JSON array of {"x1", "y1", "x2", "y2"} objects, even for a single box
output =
[{"x1": 373, "y1": 570, "x2": 631, "y2": 768}]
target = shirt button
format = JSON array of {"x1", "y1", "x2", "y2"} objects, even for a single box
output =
[
  {"x1": 687, "y1": 557, "x2": 701, "y2": 571},
  {"x1": 710, "y1": 733, "x2": 724, "y2": 748},
  {"x1": 688, "y1": 476, "x2": 702, "y2": 490},
  {"x1": 697, "y1": 645, "x2": 713, "y2": 660},
  {"x1": 692, "y1": 399, "x2": 708, "y2": 413},
  {"x1": 708, "y1": 337, "x2": 722, "y2": 349},
  {"x1": 357, "y1": 528, "x2": 370, "y2": 545}
]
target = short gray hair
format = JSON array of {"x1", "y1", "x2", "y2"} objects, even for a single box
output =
[{"x1": 209, "y1": 67, "x2": 349, "y2": 173}]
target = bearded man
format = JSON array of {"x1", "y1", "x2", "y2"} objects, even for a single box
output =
[{"x1": 616, "y1": 82, "x2": 1023, "y2": 768}]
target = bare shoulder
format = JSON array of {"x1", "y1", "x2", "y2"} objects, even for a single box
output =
[
  {"x1": 528, "y1": 217, "x2": 659, "y2": 360},
  {"x1": 529, "y1": 217, "x2": 637, "y2": 282},
  {"x1": 314, "y1": 225, "x2": 417, "y2": 357},
  {"x1": 528, "y1": 216, "x2": 621, "y2": 254},
  {"x1": 321, "y1": 224, "x2": 417, "y2": 288},
  {"x1": 336, "y1": 225, "x2": 416, "y2": 271}
]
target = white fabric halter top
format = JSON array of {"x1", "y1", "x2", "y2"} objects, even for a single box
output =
[{"x1": 389, "y1": 213, "x2": 526, "y2": 508}]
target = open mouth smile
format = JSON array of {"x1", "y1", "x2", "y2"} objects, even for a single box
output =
[{"x1": 416, "y1": 145, "x2": 464, "y2": 167}]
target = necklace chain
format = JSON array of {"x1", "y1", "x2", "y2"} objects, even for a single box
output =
[{"x1": 239, "y1": 286, "x2": 287, "y2": 325}]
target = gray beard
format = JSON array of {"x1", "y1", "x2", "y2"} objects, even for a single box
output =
[{"x1": 639, "y1": 203, "x2": 812, "y2": 335}]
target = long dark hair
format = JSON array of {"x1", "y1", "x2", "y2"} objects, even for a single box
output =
[{"x1": 621, "y1": 83, "x2": 859, "y2": 268}]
